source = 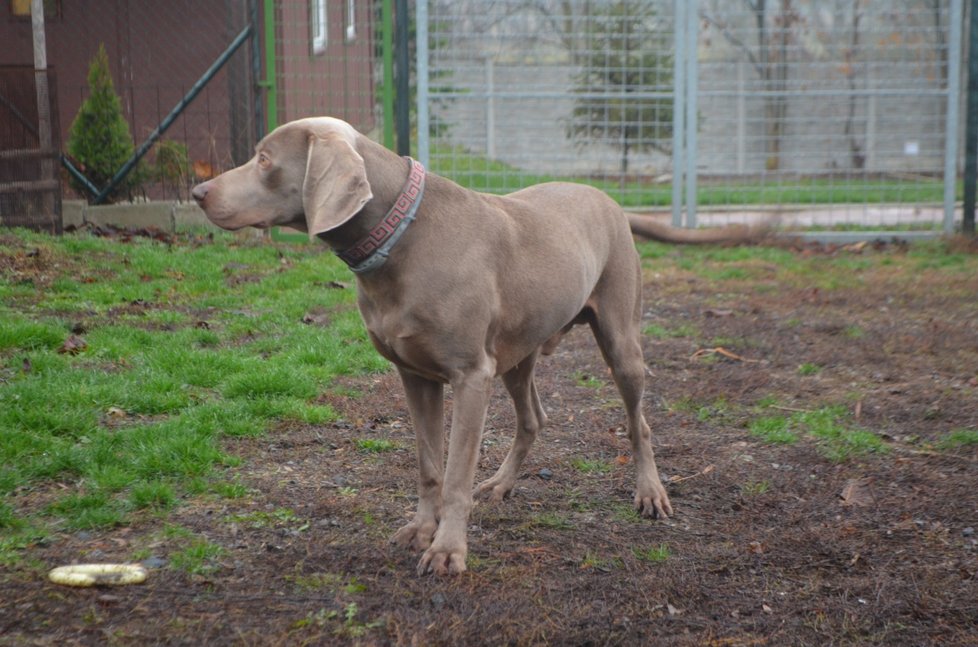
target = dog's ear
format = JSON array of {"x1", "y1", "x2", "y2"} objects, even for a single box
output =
[{"x1": 303, "y1": 134, "x2": 373, "y2": 239}]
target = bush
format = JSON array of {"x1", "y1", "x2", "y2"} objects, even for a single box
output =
[{"x1": 66, "y1": 44, "x2": 137, "y2": 203}]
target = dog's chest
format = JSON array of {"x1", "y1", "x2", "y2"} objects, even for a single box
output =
[{"x1": 360, "y1": 305, "x2": 452, "y2": 382}]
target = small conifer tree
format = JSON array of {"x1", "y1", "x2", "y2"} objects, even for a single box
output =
[{"x1": 67, "y1": 44, "x2": 136, "y2": 203}]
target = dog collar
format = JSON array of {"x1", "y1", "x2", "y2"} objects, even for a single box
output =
[{"x1": 336, "y1": 157, "x2": 425, "y2": 275}]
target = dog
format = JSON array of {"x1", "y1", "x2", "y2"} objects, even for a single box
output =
[{"x1": 193, "y1": 116, "x2": 746, "y2": 575}]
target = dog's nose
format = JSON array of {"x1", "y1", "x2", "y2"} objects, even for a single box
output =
[{"x1": 191, "y1": 182, "x2": 209, "y2": 205}]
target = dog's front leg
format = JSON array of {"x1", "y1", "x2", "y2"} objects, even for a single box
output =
[
  {"x1": 417, "y1": 365, "x2": 493, "y2": 576},
  {"x1": 391, "y1": 369, "x2": 445, "y2": 552}
]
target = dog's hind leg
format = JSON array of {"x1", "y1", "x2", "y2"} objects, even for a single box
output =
[
  {"x1": 475, "y1": 350, "x2": 548, "y2": 502},
  {"x1": 588, "y1": 264, "x2": 673, "y2": 519}
]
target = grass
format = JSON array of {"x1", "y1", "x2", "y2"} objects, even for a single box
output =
[
  {"x1": 937, "y1": 428, "x2": 978, "y2": 450},
  {"x1": 569, "y1": 457, "x2": 613, "y2": 475},
  {"x1": 430, "y1": 146, "x2": 953, "y2": 208},
  {"x1": 741, "y1": 480, "x2": 772, "y2": 497},
  {"x1": 632, "y1": 543, "x2": 671, "y2": 563},
  {"x1": 0, "y1": 228, "x2": 386, "y2": 545},
  {"x1": 573, "y1": 370, "x2": 606, "y2": 390},
  {"x1": 169, "y1": 536, "x2": 227, "y2": 575},
  {"x1": 355, "y1": 438, "x2": 401, "y2": 453},
  {"x1": 797, "y1": 363, "x2": 821, "y2": 376},
  {"x1": 749, "y1": 403, "x2": 888, "y2": 462},
  {"x1": 643, "y1": 323, "x2": 700, "y2": 339}
]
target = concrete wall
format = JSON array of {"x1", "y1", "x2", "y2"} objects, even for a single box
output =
[{"x1": 62, "y1": 200, "x2": 228, "y2": 233}]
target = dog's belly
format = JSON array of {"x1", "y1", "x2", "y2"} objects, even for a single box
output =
[{"x1": 364, "y1": 299, "x2": 584, "y2": 384}]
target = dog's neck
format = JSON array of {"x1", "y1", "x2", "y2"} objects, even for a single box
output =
[{"x1": 316, "y1": 140, "x2": 413, "y2": 253}]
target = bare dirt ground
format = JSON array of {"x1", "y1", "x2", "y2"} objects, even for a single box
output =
[{"x1": 3, "y1": 238, "x2": 977, "y2": 646}]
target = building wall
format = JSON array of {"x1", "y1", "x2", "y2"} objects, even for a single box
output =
[
  {"x1": 275, "y1": 0, "x2": 375, "y2": 133},
  {"x1": 0, "y1": 0, "x2": 249, "y2": 174}
]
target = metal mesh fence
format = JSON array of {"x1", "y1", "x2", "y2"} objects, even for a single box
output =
[
  {"x1": 0, "y1": 67, "x2": 61, "y2": 233},
  {"x1": 2, "y1": 0, "x2": 964, "y2": 234},
  {"x1": 0, "y1": 0, "x2": 382, "y2": 212},
  {"x1": 47, "y1": 1, "x2": 257, "y2": 202},
  {"x1": 424, "y1": 1, "x2": 680, "y2": 205},
  {"x1": 420, "y1": 0, "x2": 964, "y2": 234}
]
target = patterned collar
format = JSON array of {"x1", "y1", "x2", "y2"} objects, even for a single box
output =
[{"x1": 336, "y1": 158, "x2": 426, "y2": 274}]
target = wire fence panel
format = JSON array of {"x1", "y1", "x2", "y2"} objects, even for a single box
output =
[
  {"x1": 1, "y1": 0, "x2": 381, "y2": 209},
  {"x1": 695, "y1": 0, "x2": 961, "y2": 232},
  {"x1": 420, "y1": 0, "x2": 964, "y2": 235},
  {"x1": 48, "y1": 1, "x2": 256, "y2": 202},
  {"x1": 424, "y1": 0, "x2": 680, "y2": 209}
]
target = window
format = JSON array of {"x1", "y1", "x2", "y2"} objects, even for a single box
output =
[
  {"x1": 345, "y1": 0, "x2": 356, "y2": 43},
  {"x1": 11, "y1": 0, "x2": 61, "y2": 19},
  {"x1": 311, "y1": 0, "x2": 326, "y2": 55}
]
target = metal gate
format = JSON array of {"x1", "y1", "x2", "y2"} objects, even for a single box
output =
[{"x1": 417, "y1": 0, "x2": 964, "y2": 239}]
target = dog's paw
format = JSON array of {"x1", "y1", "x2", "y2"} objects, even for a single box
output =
[
  {"x1": 417, "y1": 545, "x2": 467, "y2": 576},
  {"x1": 391, "y1": 519, "x2": 437, "y2": 551},
  {"x1": 473, "y1": 475, "x2": 514, "y2": 503},
  {"x1": 634, "y1": 485, "x2": 673, "y2": 520}
]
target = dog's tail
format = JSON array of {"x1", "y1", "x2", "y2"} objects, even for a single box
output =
[{"x1": 628, "y1": 213, "x2": 774, "y2": 245}]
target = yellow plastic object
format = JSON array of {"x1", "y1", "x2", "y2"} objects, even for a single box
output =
[{"x1": 48, "y1": 563, "x2": 148, "y2": 587}]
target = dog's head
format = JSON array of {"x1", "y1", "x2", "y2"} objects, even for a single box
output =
[{"x1": 191, "y1": 117, "x2": 373, "y2": 240}]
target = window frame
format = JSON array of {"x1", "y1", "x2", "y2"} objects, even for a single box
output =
[{"x1": 311, "y1": 0, "x2": 327, "y2": 55}]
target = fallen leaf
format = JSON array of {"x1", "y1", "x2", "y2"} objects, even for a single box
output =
[
  {"x1": 762, "y1": 604, "x2": 773, "y2": 614},
  {"x1": 616, "y1": 455, "x2": 630, "y2": 465},
  {"x1": 301, "y1": 312, "x2": 331, "y2": 326},
  {"x1": 747, "y1": 540, "x2": 765, "y2": 555},
  {"x1": 58, "y1": 335, "x2": 87, "y2": 355},
  {"x1": 704, "y1": 308, "x2": 734, "y2": 318},
  {"x1": 840, "y1": 478, "x2": 873, "y2": 507},
  {"x1": 193, "y1": 160, "x2": 214, "y2": 180}
]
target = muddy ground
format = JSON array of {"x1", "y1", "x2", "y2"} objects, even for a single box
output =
[{"x1": 3, "y1": 238, "x2": 977, "y2": 646}]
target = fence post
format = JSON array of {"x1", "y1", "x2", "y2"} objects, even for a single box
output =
[
  {"x1": 31, "y1": 0, "x2": 58, "y2": 233},
  {"x1": 259, "y1": 0, "x2": 277, "y2": 134},
  {"x1": 417, "y1": 0, "x2": 430, "y2": 168},
  {"x1": 395, "y1": 0, "x2": 411, "y2": 156},
  {"x1": 671, "y1": 0, "x2": 686, "y2": 228},
  {"x1": 963, "y1": 0, "x2": 977, "y2": 236},
  {"x1": 944, "y1": 0, "x2": 963, "y2": 234},
  {"x1": 684, "y1": 0, "x2": 699, "y2": 229},
  {"x1": 382, "y1": 0, "x2": 395, "y2": 150}
]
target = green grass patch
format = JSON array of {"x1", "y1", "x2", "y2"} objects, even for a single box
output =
[
  {"x1": 632, "y1": 543, "x2": 671, "y2": 563},
  {"x1": 749, "y1": 403, "x2": 887, "y2": 462},
  {"x1": 643, "y1": 323, "x2": 700, "y2": 339},
  {"x1": 0, "y1": 228, "x2": 385, "y2": 557},
  {"x1": 432, "y1": 146, "x2": 951, "y2": 208},
  {"x1": 749, "y1": 415, "x2": 800, "y2": 444},
  {"x1": 169, "y1": 536, "x2": 227, "y2": 575},
  {"x1": 741, "y1": 480, "x2": 772, "y2": 497},
  {"x1": 797, "y1": 363, "x2": 822, "y2": 376},
  {"x1": 937, "y1": 428, "x2": 978, "y2": 450},
  {"x1": 530, "y1": 512, "x2": 574, "y2": 530},
  {"x1": 355, "y1": 438, "x2": 401, "y2": 453},
  {"x1": 227, "y1": 507, "x2": 308, "y2": 531},
  {"x1": 573, "y1": 370, "x2": 606, "y2": 390},
  {"x1": 569, "y1": 457, "x2": 613, "y2": 475}
]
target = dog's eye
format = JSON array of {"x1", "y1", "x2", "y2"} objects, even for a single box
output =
[{"x1": 257, "y1": 152, "x2": 270, "y2": 168}]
